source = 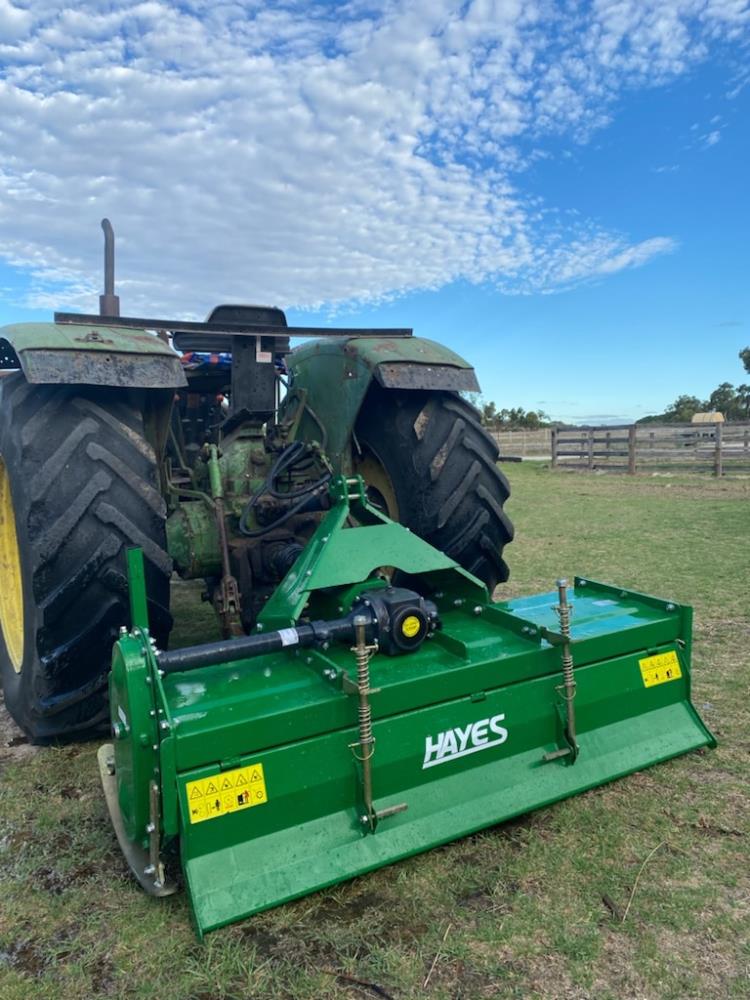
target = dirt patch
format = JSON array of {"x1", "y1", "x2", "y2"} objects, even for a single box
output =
[
  {"x1": 237, "y1": 920, "x2": 341, "y2": 967},
  {"x1": 0, "y1": 690, "x2": 39, "y2": 766},
  {"x1": 59, "y1": 785, "x2": 83, "y2": 800},
  {"x1": 458, "y1": 877, "x2": 520, "y2": 918},
  {"x1": 0, "y1": 938, "x2": 48, "y2": 975},
  {"x1": 0, "y1": 923, "x2": 101, "y2": 987},
  {"x1": 314, "y1": 889, "x2": 386, "y2": 923},
  {"x1": 493, "y1": 810, "x2": 552, "y2": 850},
  {"x1": 186, "y1": 994, "x2": 245, "y2": 1000},
  {"x1": 89, "y1": 956, "x2": 116, "y2": 997},
  {"x1": 32, "y1": 862, "x2": 106, "y2": 896},
  {"x1": 427, "y1": 956, "x2": 511, "y2": 999},
  {"x1": 237, "y1": 924, "x2": 285, "y2": 959}
]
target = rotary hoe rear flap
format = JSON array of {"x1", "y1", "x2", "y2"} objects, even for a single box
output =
[{"x1": 107, "y1": 483, "x2": 714, "y2": 936}]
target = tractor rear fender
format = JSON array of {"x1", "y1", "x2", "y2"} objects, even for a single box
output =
[
  {"x1": 0, "y1": 322, "x2": 187, "y2": 389},
  {"x1": 282, "y1": 336, "x2": 479, "y2": 467}
]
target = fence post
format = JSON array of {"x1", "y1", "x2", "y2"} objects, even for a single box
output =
[
  {"x1": 587, "y1": 428, "x2": 594, "y2": 470},
  {"x1": 551, "y1": 428, "x2": 558, "y2": 468},
  {"x1": 628, "y1": 424, "x2": 637, "y2": 475},
  {"x1": 714, "y1": 422, "x2": 723, "y2": 478}
]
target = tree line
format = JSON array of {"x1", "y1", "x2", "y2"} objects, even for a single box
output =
[
  {"x1": 637, "y1": 348, "x2": 750, "y2": 424},
  {"x1": 478, "y1": 401, "x2": 552, "y2": 430}
]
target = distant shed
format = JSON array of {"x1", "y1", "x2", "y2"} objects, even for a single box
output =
[{"x1": 691, "y1": 411, "x2": 724, "y2": 424}]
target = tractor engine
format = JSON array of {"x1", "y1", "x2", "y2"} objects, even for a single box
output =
[
  {"x1": 167, "y1": 429, "x2": 334, "y2": 634},
  {"x1": 163, "y1": 304, "x2": 344, "y2": 635}
]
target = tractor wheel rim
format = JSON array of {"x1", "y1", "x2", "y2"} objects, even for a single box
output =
[
  {"x1": 0, "y1": 457, "x2": 24, "y2": 672},
  {"x1": 354, "y1": 449, "x2": 399, "y2": 521}
]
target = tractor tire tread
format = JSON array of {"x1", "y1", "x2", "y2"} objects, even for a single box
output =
[
  {"x1": 0, "y1": 375, "x2": 172, "y2": 741},
  {"x1": 356, "y1": 389, "x2": 513, "y2": 594}
]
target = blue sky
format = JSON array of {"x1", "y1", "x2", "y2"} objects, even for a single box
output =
[{"x1": 0, "y1": 1, "x2": 748, "y2": 422}]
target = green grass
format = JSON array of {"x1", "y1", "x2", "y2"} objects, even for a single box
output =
[{"x1": 1, "y1": 464, "x2": 748, "y2": 999}]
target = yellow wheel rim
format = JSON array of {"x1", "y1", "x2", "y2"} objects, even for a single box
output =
[
  {"x1": 0, "y1": 456, "x2": 24, "y2": 672},
  {"x1": 353, "y1": 449, "x2": 400, "y2": 521}
]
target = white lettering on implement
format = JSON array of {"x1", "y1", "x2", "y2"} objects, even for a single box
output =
[{"x1": 422, "y1": 713, "x2": 508, "y2": 769}]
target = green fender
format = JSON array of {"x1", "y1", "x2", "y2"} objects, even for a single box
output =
[
  {"x1": 281, "y1": 336, "x2": 479, "y2": 467},
  {"x1": 0, "y1": 321, "x2": 186, "y2": 388}
]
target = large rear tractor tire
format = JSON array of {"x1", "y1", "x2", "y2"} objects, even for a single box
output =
[
  {"x1": 0, "y1": 375, "x2": 172, "y2": 741},
  {"x1": 354, "y1": 389, "x2": 514, "y2": 594}
]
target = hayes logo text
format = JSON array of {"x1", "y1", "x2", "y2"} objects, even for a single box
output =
[{"x1": 422, "y1": 714, "x2": 508, "y2": 769}]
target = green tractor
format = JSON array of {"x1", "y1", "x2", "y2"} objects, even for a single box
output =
[
  {"x1": 0, "y1": 222, "x2": 713, "y2": 935},
  {"x1": 0, "y1": 221, "x2": 511, "y2": 740}
]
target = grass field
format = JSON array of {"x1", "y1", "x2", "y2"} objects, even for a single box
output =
[{"x1": 0, "y1": 463, "x2": 748, "y2": 1000}]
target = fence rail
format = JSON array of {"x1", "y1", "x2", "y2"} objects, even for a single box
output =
[
  {"x1": 492, "y1": 422, "x2": 750, "y2": 476},
  {"x1": 491, "y1": 428, "x2": 552, "y2": 456}
]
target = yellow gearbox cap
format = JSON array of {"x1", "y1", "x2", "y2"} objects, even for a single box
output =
[{"x1": 401, "y1": 615, "x2": 421, "y2": 638}]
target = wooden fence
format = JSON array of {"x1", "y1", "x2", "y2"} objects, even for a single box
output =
[
  {"x1": 491, "y1": 428, "x2": 552, "y2": 457},
  {"x1": 549, "y1": 422, "x2": 750, "y2": 476}
]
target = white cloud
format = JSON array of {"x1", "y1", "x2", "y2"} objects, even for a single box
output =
[
  {"x1": 595, "y1": 236, "x2": 678, "y2": 274},
  {"x1": 492, "y1": 232, "x2": 677, "y2": 294},
  {"x1": 0, "y1": 1, "x2": 746, "y2": 316},
  {"x1": 0, "y1": 0, "x2": 31, "y2": 42}
]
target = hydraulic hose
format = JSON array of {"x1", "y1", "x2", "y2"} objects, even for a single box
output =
[{"x1": 238, "y1": 441, "x2": 331, "y2": 538}]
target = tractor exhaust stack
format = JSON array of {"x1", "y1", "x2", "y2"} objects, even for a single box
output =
[{"x1": 99, "y1": 217, "x2": 120, "y2": 317}]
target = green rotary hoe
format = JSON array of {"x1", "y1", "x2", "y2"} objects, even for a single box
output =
[{"x1": 0, "y1": 221, "x2": 714, "y2": 935}]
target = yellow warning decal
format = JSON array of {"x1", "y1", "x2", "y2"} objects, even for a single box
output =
[
  {"x1": 186, "y1": 762, "x2": 268, "y2": 825},
  {"x1": 639, "y1": 650, "x2": 682, "y2": 688},
  {"x1": 402, "y1": 615, "x2": 421, "y2": 638}
]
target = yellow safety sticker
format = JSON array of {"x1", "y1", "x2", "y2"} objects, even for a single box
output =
[
  {"x1": 186, "y1": 762, "x2": 268, "y2": 824},
  {"x1": 639, "y1": 650, "x2": 682, "y2": 688},
  {"x1": 402, "y1": 615, "x2": 421, "y2": 638}
]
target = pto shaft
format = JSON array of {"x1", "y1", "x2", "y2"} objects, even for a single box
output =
[
  {"x1": 156, "y1": 588, "x2": 438, "y2": 674},
  {"x1": 157, "y1": 616, "x2": 355, "y2": 674}
]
